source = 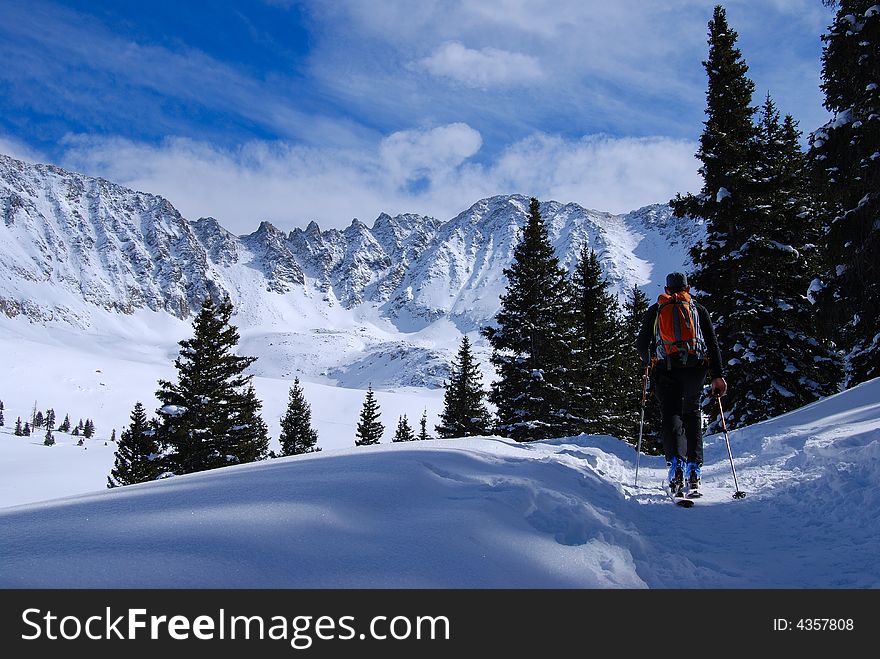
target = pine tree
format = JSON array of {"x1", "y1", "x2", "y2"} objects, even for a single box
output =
[
  {"x1": 811, "y1": 0, "x2": 880, "y2": 384},
  {"x1": 59, "y1": 414, "x2": 71, "y2": 433},
  {"x1": 71, "y1": 424, "x2": 80, "y2": 437},
  {"x1": 355, "y1": 385, "x2": 384, "y2": 446},
  {"x1": 77, "y1": 419, "x2": 84, "y2": 432},
  {"x1": 279, "y1": 377, "x2": 320, "y2": 456},
  {"x1": 418, "y1": 410, "x2": 430, "y2": 441},
  {"x1": 670, "y1": 5, "x2": 760, "y2": 429},
  {"x1": 623, "y1": 286, "x2": 663, "y2": 454},
  {"x1": 435, "y1": 336, "x2": 492, "y2": 438},
  {"x1": 566, "y1": 246, "x2": 628, "y2": 437},
  {"x1": 108, "y1": 402, "x2": 162, "y2": 487},
  {"x1": 0, "y1": 400, "x2": 4, "y2": 426},
  {"x1": 14, "y1": 417, "x2": 23, "y2": 436},
  {"x1": 722, "y1": 95, "x2": 843, "y2": 425},
  {"x1": 483, "y1": 197, "x2": 573, "y2": 441},
  {"x1": 83, "y1": 419, "x2": 94, "y2": 439},
  {"x1": 155, "y1": 297, "x2": 267, "y2": 474},
  {"x1": 43, "y1": 409, "x2": 55, "y2": 446},
  {"x1": 111, "y1": 428, "x2": 116, "y2": 442},
  {"x1": 226, "y1": 384, "x2": 270, "y2": 464},
  {"x1": 392, "y1": 414, "x2": 416, "y2": 442},
  {"x1": 34, "y1": 411, "x2": 44, "y2": 428},
  {"x1": 23, "y1": 422, "x2": 31, "y2": 436}
]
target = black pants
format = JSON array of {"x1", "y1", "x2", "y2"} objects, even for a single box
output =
[{"x1": 653, "y1": 365, "x2": 707, "y2": 465}]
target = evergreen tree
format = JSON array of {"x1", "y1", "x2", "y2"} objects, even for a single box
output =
[
  {"x1": 0, "y1": 400, "x2": 4, "y2": 426},
  {"x1": 71, "y1": 424, "x2": 80, "y2": 437},
  {"x1": 111, "y1": 428, "x2": 116, "y2": 442},
  {"x1": 670, "y1": 5, "x2": 760, "y2": 429},
  {"x1": 724, "y1": 95, "x2": 842, "y2": 425},
  {"x1": 566, "y1": 246, "x2": 628, "y2": 437},
  {"x1": 155, "y1": 297, "x2": 267, "y2": 474},
  {"x1": 811, "y1": 0, "x2": 880, "y2": 384},
  {"x1": 483, "y1": 197, "x2": 573, "y2": 441},
  {"x1": 77, "y1": 419, "x2": 84, "y2": 432},
  {"x1": 14, "y1": 417, "x2": 23, "y2": 436},
  {"x1": 23, "y1": 422, "x2": 31, "y2": 436},
  {"x1": 43, "y1": 409, "x2": 55, "y2": 446},
  {"x1": 623, "y1": 286, "x2": 662, "y2": 454},
  {"x1": 227, "y1": 384, "x2": 270, "y2": 464},
  {"x1": 108, "y1": 402, "x2": 162, "y2": 487},
  {"x1": 435, "y1": 336, "x2": 492, "y2": 438},
  {"x1": 418, "y1": 410, "x2": 430, "y2": 441},
  {"x1": 279, "y1": 377, "x2": 320, "y2": 456},
  {"x1": 355, "y1": 385, "x2": 384, "y2": 446},
  {"x1": 83, "y1": 419, "x2": 94, "y2": 439},
  {"x1": 392, "y1": 414, "x2": 416, "y2": 442},
  {"x1": 59, "y1": 414, "x2": 71, "y2": 433},
  {"x1": 34, "y1": 411, "x2": 44, "y2": 428}
]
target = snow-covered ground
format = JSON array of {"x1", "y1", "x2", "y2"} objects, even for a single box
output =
[{"x1": 2, "y1": 321, "x2": 878, "y2": 587}]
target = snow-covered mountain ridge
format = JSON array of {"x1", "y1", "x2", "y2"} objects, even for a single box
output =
[{"x1": 0, "y1": 152, "x2": 703, "y2": 388}]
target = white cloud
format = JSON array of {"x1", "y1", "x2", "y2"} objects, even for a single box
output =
[
  {"x1": 0, "y1": 135, "x2": 45, "y2": 164},
  {"x1": 417, "y1": 42, "x2": 543, "y2": 87},
  {"x1": 379, "y1": 123, "x2": 482, "y2": 185},
  {"x1": 54, "y1": 126, "x2": 700, "y2": 234}
]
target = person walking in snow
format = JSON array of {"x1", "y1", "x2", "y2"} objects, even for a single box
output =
[{"x1": 635, "y1": 272, "x2": 727, "y2": 496}]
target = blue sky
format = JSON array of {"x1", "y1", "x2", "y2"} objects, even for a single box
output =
[{"x1": 0, "y1": 0, "x2": 833, "y2": 232}]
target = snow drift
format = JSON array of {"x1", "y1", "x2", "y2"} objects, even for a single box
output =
[{"x1": 1, "y1": 377, "x2": 877, "y2": 588}]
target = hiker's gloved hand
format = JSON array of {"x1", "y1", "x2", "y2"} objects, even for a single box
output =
[{"x1": 711, "y1": 377, "x2": 727, "y2": 397}]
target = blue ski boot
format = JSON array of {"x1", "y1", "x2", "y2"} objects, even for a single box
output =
[
  {"x1": 667, "y1": 457, "x2": 685, "y2": 497},
  {"x1": 686, "y1": 462, "x2": 702, "y2": 498}
]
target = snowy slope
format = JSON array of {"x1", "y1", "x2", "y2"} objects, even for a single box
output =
[{"x1": 2, "y1": 377, "x2": 877, "y2": 588}]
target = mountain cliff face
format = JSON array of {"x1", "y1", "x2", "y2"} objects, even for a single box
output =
[{"x1": 0, "y1": 152, "x2": 703, "y2": 386}]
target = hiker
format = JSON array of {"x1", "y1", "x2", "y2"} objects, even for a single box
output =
[{"x1": 635, "y1": 272, "x2": 726, "y2": 496}]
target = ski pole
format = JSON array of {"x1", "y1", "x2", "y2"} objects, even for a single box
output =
[
  {"x1": 634, "y1": 364, "x2": 651, "y2": 487},
  {"x1": 714, "y1": 392, "x2": 746, "y2": 499}
]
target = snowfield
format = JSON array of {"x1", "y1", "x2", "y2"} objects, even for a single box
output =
[{"x1": 2, "y1": 371, "x2": 877, "y2": 588}]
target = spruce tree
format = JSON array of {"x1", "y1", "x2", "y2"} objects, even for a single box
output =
[
  {"x1": 59, "y1": 414, "x2": 71, "y2": 433},
  {"x1": 23, "y1": 422, "x2": 31, "y2": 436},
  {"x1": 392, "y1": 414, "x2": 416, "y2": 442},
  {"x1": 108, "y1": 402, "x2": 162, "y2": 487},
  {"x1": 811, "y1": 0, "x2": 880, "y2": 384},
  {"x1": 418, "y1": 410, "x2": 430, "y2": 441},
  {"x1": 111, "y1": 428, "x2": 116, "y2": 442},
  {"x1": 279, "y1": 377, "x2": 320, "y2": 456},
  {"x1": 83, "y1": 419, "x2": 94, "y2": 439},
  {"x1": 623, "y1": 286, "x2": 662, "y2": 454},
  {"x1": 34, "y1": 411, "x2": 44, "y2": 428},
  {"x1": 227, "y1": 384, "x2": 270, "y2": 464},
  {"x1": 483, "y1": 197, "x2": 572, "y2": 441},
  {"x1": 724, "y1": 96, "x2": 842, "y2": 425},
  {"x1": 670, "y1": 5, "x2": 759, "y2": 429},
  {"x1": 155, "y1": 297, "x2": 267, "y2": 474},
  {"x1": 14, "y1": 417, "x2": 22, "y2": 436},
  {"x1": 43, "y1": 409, "x2": 55, "y2": 446},
  {"x1": 436, "y1": 336, "x2": 492, "y2": 438},
  {"x1": 567, "y1": 245, "x2": 628, "y2": 437},
  {"x1": 0, "y1": 400, "x2": 4, "y2": 426},
  {"x1": 355, "y1": 385, "x2": 383, "y2": 446}
]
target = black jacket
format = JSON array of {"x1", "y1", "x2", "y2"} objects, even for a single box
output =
[{"x1": 635, "y1": 300, "x2": 724, "y2": 379}]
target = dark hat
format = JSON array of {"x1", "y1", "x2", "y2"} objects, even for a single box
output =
[{"x1": 666, "y1": 272, "x2": 688, "y2": 291}]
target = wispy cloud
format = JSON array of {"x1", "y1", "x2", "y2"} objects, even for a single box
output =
[
  {"x1": 417, "y1": 43, "x2": 543, "y2": 88},
  {"x1": 0, "y1": 136, "x2": 45, "y2": 164},
  {"x1": 57, "y1": 126, "x2": 699, "y2": 234},
  {"x1": 0, "y1": 0, "x2": 373, "y2": 150}
]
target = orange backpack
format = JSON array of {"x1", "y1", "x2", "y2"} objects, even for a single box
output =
[{"x1": 653, "y1": 291, "x2": 707, "y2": 368}]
